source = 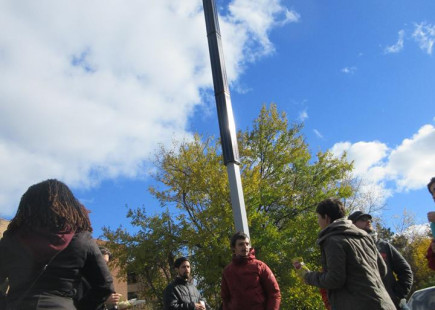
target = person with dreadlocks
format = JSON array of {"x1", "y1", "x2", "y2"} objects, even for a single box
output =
[{"x1": 0, "y1": 179, "x2": 114, "y2": 310}]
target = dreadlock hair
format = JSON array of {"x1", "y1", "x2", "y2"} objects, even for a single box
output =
[
  {"x1": 8, "y1": 179, "x2": 92, "y2": 233},
  {"x1": 428, "y1": 177, "x2": 435, "y2": 194}
]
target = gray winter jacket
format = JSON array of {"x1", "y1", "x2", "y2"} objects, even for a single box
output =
[
  {"x1": 163, "y1": 277, "x2": 208, "y2": 310},
  {"x1": 304, "y1": 218, "x2": 396, "y2": 310}
]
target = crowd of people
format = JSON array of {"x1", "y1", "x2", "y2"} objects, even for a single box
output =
[{"x1": 1, "y1": 177, "x2": 435, "y2": 310}]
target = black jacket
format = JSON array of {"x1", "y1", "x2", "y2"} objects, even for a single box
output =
[
  {"x1": 0, "y1": 230, "x2": 113, "y2": 310},
  {"x1": 376, "y1": 240, "x2": 413, "y2": 307},
  {"x1": 163, "y1": 277, "x2": 207, "y2": 310}
]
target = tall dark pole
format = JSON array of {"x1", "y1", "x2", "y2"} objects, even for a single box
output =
[{"x1": 202, "y1": 0, "x2": 249, "y2": 235}]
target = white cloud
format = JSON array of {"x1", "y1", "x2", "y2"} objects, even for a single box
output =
[
  {"x1": 331, "y1": 124, "x2": 435, "y2": 207},
  {"x1": 0, "y1": 0, "x2": 297, "y2": 217},
  {"x1": 341, "y1": 66, "x2": 357, "y2": 74},
  {"x1": 412, "y1": 22, "x2": 435, "y2": 55},
  {"x1": 298, "y1": 110, "x2": 308, "y2": 122},
  {"x1": 385, "y1": 124, "x2": 435, "y2": 190},
  {"x1": 226, "y1": 0, "x2": 300, "y2": 61},
  {"x1": 384, "y1": 29, "x2": 405, "y2": 54},
  {"x1": 331, "y1": 141, "x2": 389, "y2": 180}
]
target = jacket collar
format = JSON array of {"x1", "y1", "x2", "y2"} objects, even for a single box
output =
[{"x1": 317, "y1": 218, "x2": 367, "y2": 245}]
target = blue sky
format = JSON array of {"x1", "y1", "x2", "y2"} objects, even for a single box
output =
[{"x1": 1, "y1": 0, "x2": 434, "y2": 238}]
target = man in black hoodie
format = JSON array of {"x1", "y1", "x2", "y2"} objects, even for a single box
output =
[
  {"x1": 349, "y1": 211, "x2": 413, "y2": 309},
  {"x1": 163, "y1": 257, "x2": 208, "y2": 310}
]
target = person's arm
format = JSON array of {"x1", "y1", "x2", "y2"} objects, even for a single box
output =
[
  {"x1": 0, "y1": 243, "x2": 7, "y2": 307},
  {"x1": 305, "y1": 239, "x2": 346, "y2": 289},
  {"x1": 388, "y1": 243, "x2": 413, "y2": 298},
  {"x1": 259, "y1": 263, "x2": 281, "y2": 310},
  {"x1": 163, "y1": 283, "x2": 195, "y2": 310},
  {"x1": 77, "y1": 240, "x2": 114, "y2": 310},
  {"x1": 220, "y1": 272, "x2": 230, "y2": 310},
  {"x1": 376, "y1": 247, "x2": 388, "y2": 279},
  {"x1": 426, "y1": 241, "x2": 435, "y2": 271}
]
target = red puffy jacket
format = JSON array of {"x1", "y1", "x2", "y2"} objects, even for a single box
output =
[
  {"x1": 426, "y1": 241, "x2": 435, "y2": 270},
  {"x1": 221, "y1": 249, "x2": 281, "y2": 310}
]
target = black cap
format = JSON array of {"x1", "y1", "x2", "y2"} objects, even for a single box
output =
[
  {"x1": 174, "y1": 257, "x2": 189, "y2": 268},
  {"x1": 348, "y1": 211, "x2": 372, "y2": 223}
]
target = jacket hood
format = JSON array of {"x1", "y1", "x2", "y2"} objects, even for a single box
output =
[
  {"x1": 317, "y1": 218, "x2": 367, "y2": 245},
  {"x1": 15, "y1": 225, "x2": 75, "y2": 263}
]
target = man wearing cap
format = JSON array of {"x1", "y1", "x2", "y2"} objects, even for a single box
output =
[
  {"x1": 349, "y1": 211, "x2": 413, "y2": 309},
  {"x1": 163, "y1": 257, "x2": 207, "y2": 310}
]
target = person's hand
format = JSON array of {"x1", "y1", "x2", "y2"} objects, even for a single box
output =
[
  {"x1": 106, "y1": 293, "x2": 122, "y2": 306},
  {"x1": 398, "y1": 298, "x2": 408, "y2": 309},
  {"x1": 292, "y1": 258, "x2": 310, "y2": 279},
  {"x1": 292, "y1": 261, "x2": 302, "y2": 269},
  {"x1": 427, "y1": 212, "x2": 435, "y2": 223},
  {"x1": 194, "y1": 302, "x2": 206, "y2": 310}
]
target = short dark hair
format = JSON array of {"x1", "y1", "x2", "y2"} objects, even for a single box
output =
[
  {"x1": 230, "y1": 231, "x2": 249, "y2": 248},
  {"x1": 316, "y1": 198, "x2": 346, "y2": 222},
  {"x1": 428, "y1": 177, "x2": 435, "y2": 194},
  {"x1": 174, "y1": 257, "x2": 189, "y2": 268}
]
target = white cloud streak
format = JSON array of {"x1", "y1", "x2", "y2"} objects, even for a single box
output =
[
  {"x1": 384, "y1": 23, "x2": 435, "y2": 55},
  {"x1": 412, "y1": 22, "x2": 435, "y2": 55},
  {"x1": 384, "y1": 30, "x2": 405, "y2": 54},
  {"x1": 0, "y1": 0, "x2": 298, "y2": 217},
  {"x1": 384, "y1": 29, "x2": 405, "y2": 54},
  {"x1": 313, "y1": 129, "x2": 323, "y2": 139},
  {"x1": 341, "y1": 66, "x2": 357, "y2": 74}
]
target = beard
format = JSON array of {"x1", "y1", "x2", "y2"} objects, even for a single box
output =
[{"x1": 180, "y1": 272, "x2": 190, "y2": 280}]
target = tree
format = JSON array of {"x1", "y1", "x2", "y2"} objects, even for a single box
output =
[{"x1": 104, "y1": 104, "x2": 354, "y2": 309}]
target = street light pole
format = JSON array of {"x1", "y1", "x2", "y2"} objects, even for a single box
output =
[{"x1": 202, "y1": 0, "x2": 249, "y2": 236}]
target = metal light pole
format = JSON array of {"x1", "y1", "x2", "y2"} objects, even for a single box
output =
[{"x1": 202, "y1": 0, "x2": 249, "y2": 236}]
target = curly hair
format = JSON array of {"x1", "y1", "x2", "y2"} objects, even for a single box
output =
[
  {"x1": 8, "y1": 179, "x2": 92, "y2": 233},
  {"x1": 316, "y1": 197, "x2": 346, "y2": 222}
]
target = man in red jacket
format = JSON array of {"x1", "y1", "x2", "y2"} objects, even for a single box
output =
[
  {"x1": 221, "y1": 232, "x2": 281, "y2": 310},
  {"x1": 426, "y1": 177, "x2": 435, "y2": 270}
]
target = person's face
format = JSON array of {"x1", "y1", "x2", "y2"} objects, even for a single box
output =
[
  {"x1": 317, "y1": 213, "x2": 330, "y2": 230},
  {"x1": 430, "y1": 183, "x2": 435, "y2": 202},
  {"x1": 176, "y1": 261, "x2": 191, "y2": 279},
  {"x1": 102, "y1": 254, "x2": 110, "y2": 264},
  {"x1": 354, "y1": 216, "x2": 373, "y2": 232},
  {"x1": 233, "y1": 238, "x2": 251, "y2": 257}
]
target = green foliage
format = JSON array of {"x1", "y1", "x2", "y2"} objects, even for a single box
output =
[
  {"x1": 390, "y1": 234, "x2": 435, "y2": 295},
  {"x1": 406, "y1": 237, "x2": 435, "y2": 292},
  {"x1": 104, "y1": 104, "x2": 354, "y2": 309}
]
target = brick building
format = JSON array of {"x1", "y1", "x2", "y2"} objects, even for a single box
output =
[{"x1": 0, "y1": 218, "x2": 9, "y2": 238}]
